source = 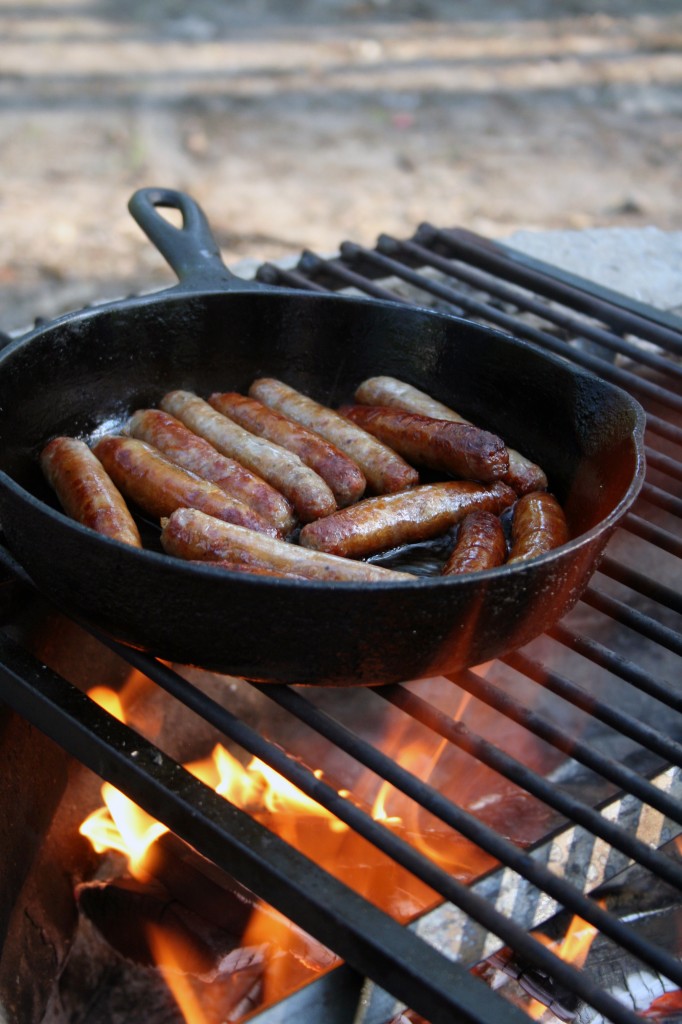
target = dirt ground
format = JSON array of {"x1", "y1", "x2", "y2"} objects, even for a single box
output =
[{"x1": 1, "y1": 0, "x2": 681, "y2": 335}]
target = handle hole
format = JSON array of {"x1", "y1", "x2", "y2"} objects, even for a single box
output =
[{"x1": 153, "y1": 205, "x2": 184, "y2": 229}]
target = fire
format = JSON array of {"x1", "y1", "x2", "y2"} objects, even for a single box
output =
[
  {"x1": 147, "y1": 924, "x2": 214, "y2": 1024},
  {"x1": 79, "y1": 783, "x2": 168, "y2": 877},
  {"x1": 78, "y1": 673, "x2": 536, "y2": 1023},
  {"x1": 525, "y1": 908, "x2": 602, "y2": 1019}
]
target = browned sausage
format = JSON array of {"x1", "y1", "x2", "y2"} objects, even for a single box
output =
[
  {"x1": 190, "y1": 559, "x2": 310, "y2": 581},
  {"x1": 159, "y1": 390, "x2": 337, "y2": 523},
  {"x1": 208, "y1": 391, "x2": 367, "y2": 507},
  {"x1": 127, "y1": 408, "x2": 295, "y2": 536},
  {"x1": 354, "y1": 375, "x2": 548, "y2": 495},
  {"x1": 161, "y1": 508, "x2": 414, "y2": 582},
  {"x1": 248, "y1": 378, "x2": 419, "y2": 495},
  {"x1": 299, "y1": 480, "x2": 517, "y2": 559},
  {"x1": 507, "y1": 491, "x2": 569, "y2": 563},
  {"x1": 92, "y1": 435, "x2": 279, "y2": 536},
  {"x1": 341, "y1": 405, "x2": 509, "y2": 482},
  {"x1": 40, "y1": 436, "x2": 142, "y2": 547},
  {"x1": 442, "y1": 511, "x2": 507, "y2": 576}
]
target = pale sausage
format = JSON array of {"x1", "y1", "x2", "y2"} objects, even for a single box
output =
[
  {"x1": 160, "y1": 390, "x2": 337, "y2": 523},
  {"x1": 127, "y1": 408, "x2": 295, "y2": 536},
  {"x1": 208, "y1": 391, "x2": 367, "y2": 507},
  {"x1": 248, "y1": 378, "x2": 419, "y2": 494},
  {"x1": 161, "y1": 508, "x2": 414, "y2": 583}
]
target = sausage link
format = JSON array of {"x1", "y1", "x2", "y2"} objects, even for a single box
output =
[
  {"x1": 160, "y1": 390, "x2": 336, "y2": 523},
  {"x1": 40, "y1": 436, "x2": 142, "y2": 547},
  {"x1": 127, "y1": 408, "x2": 295, "y2": 536},
  {"x1": 355, "y1": 375, "x2": 469, "y2": 422},
  {"x1": 248, "y1": 378, "x2": 419, "y2": 495},
  {"x1": 442, "y1": 510, "x2": 507, "y2": 576},
  {"x1": 208, "y1": 391, "x2": 367, "y2": 507},
  {"x1": 92, "y1": 436, "x2": 278, "y2": 536},
  {"x1": 354, "y1": 375, "x2": 548, "y2": 495},
  {"x1": 161, "y1": 508, "x2": 414, "y2": 583},
  {"x1": 342, "y1": 405, "x2": 509, "y2": 482},
  {"x1": 507, "y1": 491, "x2": 569, "y2": 563},
  {"x1": 191, "y1": 559, "x2": 310, "y2": 581},
  {"x1": 299, "y1": 480, "x2": 516, "y2": 559}
]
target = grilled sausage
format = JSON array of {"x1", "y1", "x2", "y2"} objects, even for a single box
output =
[
  {"x1": 341, "y1": 405, "x2": 509, "y2": 482},
  {"x1": 208, "y1": 391, "x2": 367, "y2": 507},
  {"x1": 92, "y1": 435, "x2": 279, "y2": 535},
  {"x1": 191, "y1": 559, "x2": 310, "y2": 581},
  {"x1": 160, "y1": 390, "x2": 337, "y2": 523},
  {"x1": 354, "y1": 376, "x2": 548, "y2": 495},
  {"x1": 442, "y1": 510, "x2": 507, "y2": 576},
  {"x1": 299, "y1": 480, "x2": 516, "y2": 559},
  {"x1": 507, "y1": 491, "x2": 569, "y2": 563},
  {"x1": 40, "y1": 436, "x2": 142, "y2": 547},
  {"x1": 127, "y1": 408, "x2": 295, "y2": 536},
  {"x1": 161, "y1": 508, "x2": 414, "y2": 582},
  {"x1": 248, "y1": 378, "x2": 419, "y2": 495}
]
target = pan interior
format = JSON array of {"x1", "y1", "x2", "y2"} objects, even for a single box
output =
[{"x1": 0, "y1": 288, "x2": 642, "y2": 538}]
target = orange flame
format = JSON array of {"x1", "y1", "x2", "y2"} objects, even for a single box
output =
[
  {"x1": 78, "y1": 676, "x2": 515, "y2": 1023},
  {"x1": 147, "y1": 923, "x2": 214, "y2": 1024},
  {"x1": 525, "y1": 907, "x2": 602, "y2": 1018}
]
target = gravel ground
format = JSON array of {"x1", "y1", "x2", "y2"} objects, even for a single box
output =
[{"x1": 1, "y1": 0, "x2": 681, "y2": 334}]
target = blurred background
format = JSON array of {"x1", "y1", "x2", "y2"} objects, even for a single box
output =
[{"x1": 1, "y1": 0, "x2": 681, "y2": 335}]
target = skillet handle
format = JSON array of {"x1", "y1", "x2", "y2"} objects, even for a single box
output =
[{"x1": 128, "y1": 187, "x2": 262, "y2": 292}]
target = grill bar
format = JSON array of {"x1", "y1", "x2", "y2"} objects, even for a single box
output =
[
  {"x1": 455, "y1": 668, "x2": 682, "y2": 827},
  {"x1": 501, "y1": 648, "x2": 682, "y2": 769},
  {"x1": 418, "y1": 225, "x2": 682, "y2": 350},
  {"x1": 0, "y1": 621, "x2": 662, "y2": 1024},
  {"x1": 548, "y1": 622, "x2": 682, "y2": 712},
  {"x1": 0, "y1": 632, "x2": 531, "y2": 1024},
  {"x1": 324, "y1": 240, "x2": 682, "y2": 417}
]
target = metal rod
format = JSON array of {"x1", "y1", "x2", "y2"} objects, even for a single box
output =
[
  {"x1": 549, "y1": 623, "x2": 682, "y2": 713},
  {"x1": 453, "y1": 669, "x2": 682, "y2": 827},
  {"x1": 335, "y1": 240, "x2": 682, "y2": 416},
  {"x1": 375, "y1": 234, "x2": 682, "y2": 378},
  {"x1": 0, "y1": 631, "x2": 530, "y2": 1024},
  {"x1": 421, "y1": 225, "x2": 682, "y2": 353}
]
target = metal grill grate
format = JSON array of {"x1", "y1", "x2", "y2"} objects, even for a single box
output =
[{"x1": 1, "y1": 226, "x2": 681, "y2": 1024}]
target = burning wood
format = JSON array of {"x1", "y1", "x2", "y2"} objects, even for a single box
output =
[{"x1": 75, "y1": 875, "x2": 260, "y2": 981}]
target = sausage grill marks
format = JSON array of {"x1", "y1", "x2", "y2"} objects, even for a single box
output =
[{"x1": 40, "y1": 375, "x2": 568, "y2": 580}]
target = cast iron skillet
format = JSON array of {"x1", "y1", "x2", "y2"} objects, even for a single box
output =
[{"x1": 0, "y1": 188, "x2": 645, "y2": 686}]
